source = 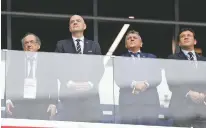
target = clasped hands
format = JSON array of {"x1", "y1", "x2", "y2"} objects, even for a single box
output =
[
  {"x1": 132, "y1": 81, "x2": 149, "y2": 94},
  {"x1": 188, "y1": 90, "x2": 205, "y2": 104}
]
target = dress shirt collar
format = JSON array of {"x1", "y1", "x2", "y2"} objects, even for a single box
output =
[
  {"x1": 72, "y1": 36, "x2": 84, "y2": 42},
  {"x1": 182, "y1": 49, "x2": 195, "y2": 57},
  {"x1": 128, "y1": 50, "x2": 141, "y2": 54},
  {"x1": 25, "y1": 52, "x2": 38, "y2": 60}
]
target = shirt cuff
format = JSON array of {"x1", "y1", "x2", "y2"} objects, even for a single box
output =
[
  {"x1": 144, "y1": 81, "x2": 149, "y2": 87},
  {"x1": 131, "y1": 80, "x2": 149, "y2": 88},
  {"x1": 131, "y1": 80, "x2": 136, "y2": 88},
  {"x1": 185, "y1": 91, "x2": 191, "y2": 98},
  {"x1": 6, "y1": 99, "x2": 12, "y2": 104}
]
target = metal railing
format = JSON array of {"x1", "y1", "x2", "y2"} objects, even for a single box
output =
[{"x1": 2, "y1": 11, "x2": 206, "y2": 26}]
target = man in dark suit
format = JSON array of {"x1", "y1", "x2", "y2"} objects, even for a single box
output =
[
  {"x1": 6, "y1": 33, "x2": 58, "y2": 120},
  {"x1": 167, "y1": 28, "x2": 206, "y2": 127},
  {"x1": 114, "y1": 30, "x2": 161, "y2": 125},
  {"x1": 55, "y1": 15, "x2": 101, "y2": 55},
  {"x1": 55, "y1": 15, "x2": 104, "y2": 122}
]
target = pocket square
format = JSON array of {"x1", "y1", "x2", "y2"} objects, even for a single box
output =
[{"x1": 88, "y1": 50, "x2": 92, "y2": 52}]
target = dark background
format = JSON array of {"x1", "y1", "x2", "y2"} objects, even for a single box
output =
[{"x1": 2, "y1": 0, "x2": 206, "y2": 58}]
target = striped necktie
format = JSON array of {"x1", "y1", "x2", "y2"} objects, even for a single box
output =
[
  {"x1": 76, "y1": 39, "x2": 82, "y2": 54},
  {"x1": 188, "y1": 52, "x2": 194, "y2": 60}
]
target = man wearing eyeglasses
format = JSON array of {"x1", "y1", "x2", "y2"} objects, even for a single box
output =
[{"x1": 6, "y1": 33, "x2": 58, "y2": 120}]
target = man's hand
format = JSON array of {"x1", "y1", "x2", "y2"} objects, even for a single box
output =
[
  {"x1": 47, "y1": 104, "x2": 56, "y2": 119},
  {"x1": 188, "y1": 91, "x2": 205, "y2": 104},
  {"x1": 134, "y1": 81, "x2": 148, "y2": 92},
  {"x1": 6, "y1": 99, "x2": 14, "y2": 115}
]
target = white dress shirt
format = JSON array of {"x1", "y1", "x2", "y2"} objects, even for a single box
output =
[
  {"x1": 72, "y1": 36, "x2": 84, "y2": 54},
  {"x1": 182, "y1": 49, "x2": 198, "y2": 97},
  {"x1": 26, "y1": 53, "x2": 38, "y2": 79},
  {"x1": 182, "y1": 49, "x2": 197, "y2": 61},
  {"x1": 129, "y1": 50, "x2": 150, "y2": 91},
  {"x1": 129, "y1": 50, "x2": 141, "y2": 59}
]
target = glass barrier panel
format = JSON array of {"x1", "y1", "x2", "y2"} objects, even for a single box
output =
[
  {"x1": 5, "y1": 50, "x2": 109, "y2": 123},
  {"x1": 1, "y1": 50, "x2": 7, "y2": 117},
  {"x1": 114, "y1": 56, "x2": 162, "y2": 125},
  {"x1": 163, "y1": 59, "x2": 206, "y2": 127}
]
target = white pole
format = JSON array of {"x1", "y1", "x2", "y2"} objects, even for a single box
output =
[
  {"x1": 106, "y1": 24, "x2": 130, "y2": 56},
  {"x1": 104, "y1": 24, "x2": 130, "y2": 65}
]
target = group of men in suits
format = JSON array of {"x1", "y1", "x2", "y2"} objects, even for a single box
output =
[
  {"x1": 5, "y1": 14, "x2": 206, "y2": 127},
  {"x1": 114, "y1": 28, "x2": 206, "y2": 127},
  {"x1": 6, "y1": 14, "x2": 103, "y2": 122}
]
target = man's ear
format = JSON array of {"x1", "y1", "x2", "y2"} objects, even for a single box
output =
[
  {"x1": 140, "y1": 42, "x2": 143, "y2": 47},
  {"x1": 37, "y1": 45, "x2": 40, "y2": 50},
  {"x1": 83, "y1": 23, "x2": 87, "y2": 30},
  {"x1": 69, "y1": 25, "x2": 72, "y2": 32},
  {"x1": 194, "y1": 39, "x2": 197, "y2": 45}
]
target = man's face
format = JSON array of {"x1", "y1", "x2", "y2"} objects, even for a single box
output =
[
  {"x1": 69, "y1": 15, "x2": 86, "y2": 33},
  {"x1": 125, "y1": 33, "x2": 142, "y2": 49},
  {"x1": 23, "y1": 35, "x2": 40, "y2": 52},
  {"x1": 179, "y1": 30, "x2": 196, "y2": 49}
]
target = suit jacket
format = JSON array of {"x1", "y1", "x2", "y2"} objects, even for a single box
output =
[
  {"x1": 6, "y1": 51, "x2": 58, "y2": 104},
  {"x1": 168, "y1": 51, "x2": 206, "y2": 61},
  {"x1": 115, "y1": 52, "x2": 161, "y2": 106},
  {"x1": 55, "y1": 38, "x2": 101, "y2": 55},
  {"x1": 167, "y1": 50, "x2": 206, "y2": 117},
  {"x1": 55, "y1": 38, "x2": 104, "y2": 101}
]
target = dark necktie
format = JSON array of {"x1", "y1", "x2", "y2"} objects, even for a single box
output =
[
  {"x1": 76, "y1": 39, "x2": 82, "y2": 54},
  {"x1": 188, "y1": 52, "x2": 194, "y2": 60}
]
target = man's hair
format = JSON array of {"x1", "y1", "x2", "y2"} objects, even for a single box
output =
[
  {"x1": 125, "y1": 30, "x2": 141, "y2": 43},
  {"x1": 178, "y1": 28, "x2": 196, "y2": 41},
  {"x1": 21, "y1": 32, "x2": 41, "y2": 48}
]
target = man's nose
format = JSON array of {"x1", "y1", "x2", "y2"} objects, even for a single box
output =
[
  {"x1": 73, "y1": 21, "x2": 78, "y2": 25},
  {"x1": 184, "y1": 37, "x2": 189, "y2": 40},
  {"x1": 27, "y1": 42, "x2": 32, "y2": 46}
]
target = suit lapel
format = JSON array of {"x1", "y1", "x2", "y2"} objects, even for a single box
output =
[
  {"x1": 123, "y1": 52, "x2": 131, "y2": 57},
  {"x1": 83, "y1": 38, "x2": 89, "y2": 54},
  {"x1": 178, "y1": 51, "x2": 188, "y2": 60},
  {"x1": 195, "y1": 53, "x2": 203, "y2": 61},
  {"x1": 140, "y1": 53, "x2": 146, "y2": 58},
  {"x1": 66, "y1": 39, "x2": 77, "y2": 53}
]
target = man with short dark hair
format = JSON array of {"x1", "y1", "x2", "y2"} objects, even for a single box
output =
[{"x1": 167, "y1": 28, "x2": 206, "y2": 127}]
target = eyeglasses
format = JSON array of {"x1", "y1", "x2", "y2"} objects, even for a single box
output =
[{"x1": 24, "y1": 40, "x2": 37, "y2": 45}]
